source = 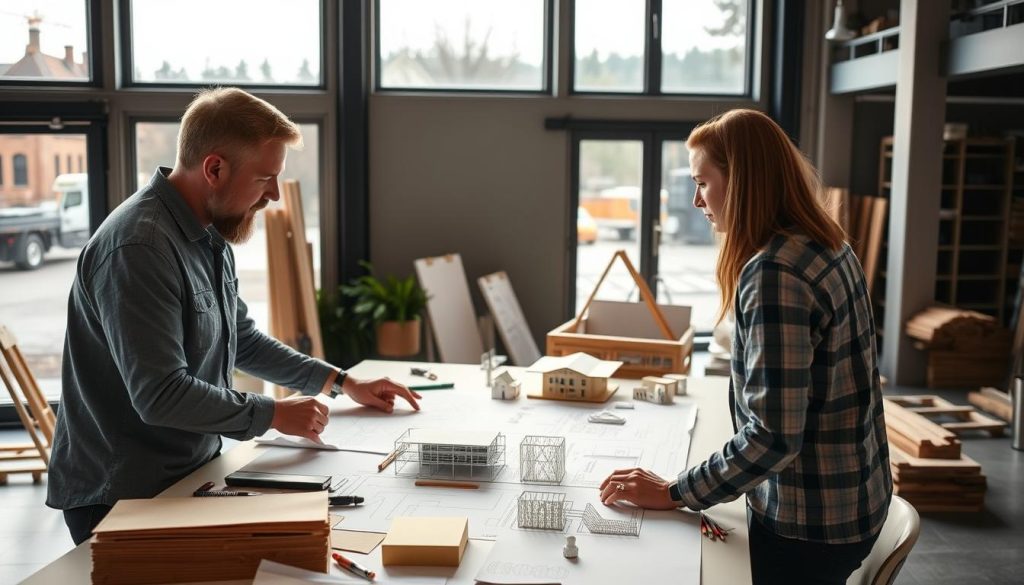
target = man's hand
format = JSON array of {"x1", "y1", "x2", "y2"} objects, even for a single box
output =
[
  {"x1": 340, "y1": 375, "x2": 421, "y2": 413},
  {"x1": 598, "y1": 467, "x2": 679, "y2": 510},
  {"x1": 271, "y1": 395, "x2": 329, "y2": 443}
]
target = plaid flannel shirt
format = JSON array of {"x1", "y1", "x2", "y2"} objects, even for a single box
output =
[{"x1": 676, "y1": 234, "x2": 892, "y2": 544}]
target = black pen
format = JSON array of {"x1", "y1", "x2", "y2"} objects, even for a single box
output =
[
  {"x1": 329, "y1": 495, "x2": 364, "y2": 506},
  {"x1": 194, "y1": 490, "x2": 262, "y2": 497}
]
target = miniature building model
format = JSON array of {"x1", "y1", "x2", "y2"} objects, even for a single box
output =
[
  {"x1": 582, "y1": 503, "x2": 640, "y2": 536},
  {"x1": 663, "y1": 373, "x2": 688, "y2": 396},
  {"x1": 529, "y1": 352, "x2": 622, "y2": 401},
  {"x1": 393, "y1": 428, "x2": 506, "y2": 481},
  {"x1": 517, "y1": 491, "x2": 568, "y2": 530},
  {"x1": 633, "y1": 376, "x2": 676, "y2": 404},
  {"x1": 492, "y1": 370, "x2": 521, "y2": 400},
  {"x1": 520, "y1": 435, "x2": 566, "y2": 484}
]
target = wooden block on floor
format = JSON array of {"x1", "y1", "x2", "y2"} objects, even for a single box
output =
[
  {"x1": 968, "y1": 387, "x2": 1013, "y2": 422},
  {"x1": 883, "y1": 398, "x2": 961, "y2": 459}
]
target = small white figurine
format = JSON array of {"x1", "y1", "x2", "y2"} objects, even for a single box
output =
[{"x1": 563, "y1": 535, "x2": 578, "y2": 559}]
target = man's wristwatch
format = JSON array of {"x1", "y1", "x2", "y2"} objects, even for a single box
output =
[
  {"x1": 668, "y1": 481, "x2": 685, "y2": 504},
  {"x1": 328, "y1": 371, "x2": 347, "y2": 398}
]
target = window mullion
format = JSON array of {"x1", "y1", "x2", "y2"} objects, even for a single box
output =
[{"x1": 646, "y1": 0, "x2": 662, "y2": 95}]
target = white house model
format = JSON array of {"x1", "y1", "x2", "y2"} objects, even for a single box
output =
[
  {"x1": 528, "y1": 352, "x2": 623, "y2": 401},
  {"x1": 633, "y1": 376, "x2": 676, "y2": 404},
  {"x1": 492, "y1": 370, "x2": 521, "y2": 400}
]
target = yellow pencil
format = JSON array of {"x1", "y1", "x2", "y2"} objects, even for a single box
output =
[{"x1": 377, "y1": 449, "x2": 399, "y2": 472}]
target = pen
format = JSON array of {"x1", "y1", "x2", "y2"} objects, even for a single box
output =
[
  {"x1": 193, "y1": 489, "x2": 262, "y2": 497},
  {"x1": 328, "y1": 495, "x2": 365, "y2": 506},
  {"x1": 333, "y1": 552, "x2": 376, "y2": 581}
]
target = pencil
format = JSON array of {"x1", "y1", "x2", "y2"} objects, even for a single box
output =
[
  {"x1": 377, "y1": 449, "x2": 399, "y2": 472},
  {"x1": 414, "y1": 479, "x2": 480, "y2": 489}
]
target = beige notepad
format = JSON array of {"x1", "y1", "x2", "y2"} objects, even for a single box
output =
[
  {"x1": 332, "y1": 529, "x2": 386, "y2": 554},
  {"x1": 381, "y1": 516, "x2": 468, "y2": 567}
]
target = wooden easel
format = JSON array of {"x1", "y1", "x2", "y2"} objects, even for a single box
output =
[{"x1": 0, "y1": 324, "x2": 55, "y2": 484}]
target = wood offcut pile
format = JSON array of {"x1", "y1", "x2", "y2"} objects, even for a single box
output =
[
  {"x1": 822, "y1": 188, "x2": 888, "y2": 295},
  {"x1": 905, "y1": 305, "x2": 1011, "y2": 388},
  {"x1": 884, "y1": 398, "x2": 986, "y2": 512}
]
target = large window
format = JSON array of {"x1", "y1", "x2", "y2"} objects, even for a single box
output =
[
  {"x1": 0, "y1": 131, "x2": 91, "y2": 403},
  {"x1": 378, "y1": 0, "x2": 549, "y2": 91},
  {"x1": 133, "y1": 121, "x2": 322, "y2": 332},
  {"x1": 0, "y1": 0, "x2": 92, "y2": 83},
  {"x1": 573, "y1": 0, "x2": 752, "y2": 95},
  {"x1": 127, "y1": 0, "x2": 323, "y2": 86},
  {"x1": 570, "y1": 130, "x2": 720, "y2": 333}
]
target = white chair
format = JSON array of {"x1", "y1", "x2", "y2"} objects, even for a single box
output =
[{"x1": 848, "y1": 495, "x2": 921, "y2": 585}]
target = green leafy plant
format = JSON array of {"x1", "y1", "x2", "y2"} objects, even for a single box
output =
[
  {"x1": 317, "y1": 287, "x2": 373, "y2": 369},
  {"x1": 340, "y1": 261, "x2": 429, "y2": 328}
]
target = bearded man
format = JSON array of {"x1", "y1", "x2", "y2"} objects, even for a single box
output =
[{"x1": 47, "y1": 88, "x2": 420, "y2": 545}]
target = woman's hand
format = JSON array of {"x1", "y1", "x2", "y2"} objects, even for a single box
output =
[
  {"x1": 599, "y1": 467, "x2": 680, "y2": 510},
  {"x1": 340, "y1": 376, "x2": 421, "y2": 413}
]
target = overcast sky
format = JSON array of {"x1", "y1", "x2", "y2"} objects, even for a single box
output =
[{"x1": 1, "y1": 0, "x2": 745, "y2": 75}]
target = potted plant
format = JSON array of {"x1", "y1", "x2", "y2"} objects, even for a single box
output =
[
  {"x1": 317, "y1": 287, "x2": 374, "y2": 368},
  {"x1": 341, "y1": 262, "x2": 429, "y2": 357}
]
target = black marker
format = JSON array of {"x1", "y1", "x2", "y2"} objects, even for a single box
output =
[{"x1": 329, "y1": 495, "x2": 365, "y2": 506}]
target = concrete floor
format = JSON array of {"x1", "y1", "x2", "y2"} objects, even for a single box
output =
[{"x1": 1, "y1": 360, "x2": 1022, "y2": 583}]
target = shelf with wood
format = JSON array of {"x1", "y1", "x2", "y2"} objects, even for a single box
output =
[{"x1": 873, "y1": 137, "x2": 1016, "y2": 344}]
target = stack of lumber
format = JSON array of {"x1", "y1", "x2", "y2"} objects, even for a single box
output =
[
  {"x1": 884, "y1": 398, "x2": 986, "y2": 512},
  {"x1": 889, "y1": 448, "x2": 986, "y2": 513},
  {"x1": 905, "y1": 305, "x2": 1011, "y2": 388},
  {"x1": 91, "y1": 492, "x2": 330, "y2": 585},
  {"x1": 265, "y1": 180, "x2": 324, "y2": 397}
]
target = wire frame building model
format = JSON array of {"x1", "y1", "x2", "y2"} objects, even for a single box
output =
[
  {"x1": 393, "y1": 428, "x2": 506, "y2": 481},
  {"x1": 519, "y1": 435, "x2": 566, "y2": 484},
  {"x1": 582, "y1": 503, "x2": 640, "y2": 536},
  {"x1": 517, "y1": 491, "x2": 569, "y2": 530}
]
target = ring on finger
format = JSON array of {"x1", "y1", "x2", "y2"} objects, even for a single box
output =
[{"x1": 616, "y1": 483, "x2": 625, "y2": 492}]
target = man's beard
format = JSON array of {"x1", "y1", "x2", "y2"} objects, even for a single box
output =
[
  {"x1": 211, "y1": 211, "x2": 256, "y2": 244},
  {"x1": 206, "y1": 188, "x2": 259, "y2": 244}
]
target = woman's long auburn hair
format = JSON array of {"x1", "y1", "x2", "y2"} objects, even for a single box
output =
[{"x1": 686, "y1": 109, "x2": 845, "y2": 323}]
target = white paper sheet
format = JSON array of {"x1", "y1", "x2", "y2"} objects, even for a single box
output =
[
  {"x1": 475, "y1": 508, "x2": 701, "y2": 585},
  {"x1": 254, "y1": 559, "x2": 360, "y2": 584}
]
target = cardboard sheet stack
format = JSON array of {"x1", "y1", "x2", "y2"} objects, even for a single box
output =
[
  {"x1": 91, "y1": 492, "x2": 330, "y2": 584},
  {"x1": 884, "y1": 399, "x2": 986, "y2": 512},
  {"x1": 905, "y1": 305, "x2": 1010, "y2": 388}
]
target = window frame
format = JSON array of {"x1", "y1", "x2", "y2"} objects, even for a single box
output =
[
  {"x1": 12, "y1": 153, "x2": 28, "y2": 186},
  {"x1": 118, "y1": 0, "x2": 329, "y2": 90},
  {"x1": 569, "y1": 0, "x2": 758, "y2": 98},
  {"x1": 0, "y1": 0, "x2": 104, "y2": 88},
  {"x1": 373, "y1": 0, "x2": 555, "y2": 95}
]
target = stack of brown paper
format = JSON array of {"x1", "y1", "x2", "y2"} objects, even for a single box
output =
[
  {"x1": 381, "y1": 516, "x2": 468, "y2": 567},
  {"x1": 91, "y1": 492, "x2": 330, "y2": 585}
]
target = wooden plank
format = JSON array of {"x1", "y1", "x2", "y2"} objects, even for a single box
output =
[
  {"x1": 968, "y1": 388, "x2": 1013, "y2": 421},
  {"x1": 282, "y1": 180, "x2": 324, "y2": 359},
  {"x1": 862, "y1": 197, "x2": 888, "y2": 295},
  {"x1": 883, "y1": 398, "x2": 961, "y2": 459}
]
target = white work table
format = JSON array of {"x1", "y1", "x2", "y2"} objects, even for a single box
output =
[{"x1": 24, "y1": 360, "x2": 750, "y2": 585}]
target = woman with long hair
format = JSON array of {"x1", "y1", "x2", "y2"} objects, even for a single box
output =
[{"x1": 599, "y1": 109, "x2": 892, "y2": 585}]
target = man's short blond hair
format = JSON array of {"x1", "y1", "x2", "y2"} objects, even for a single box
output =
[{"x1": 176, "y1": 87, "x2": 302, "y2": 169}]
